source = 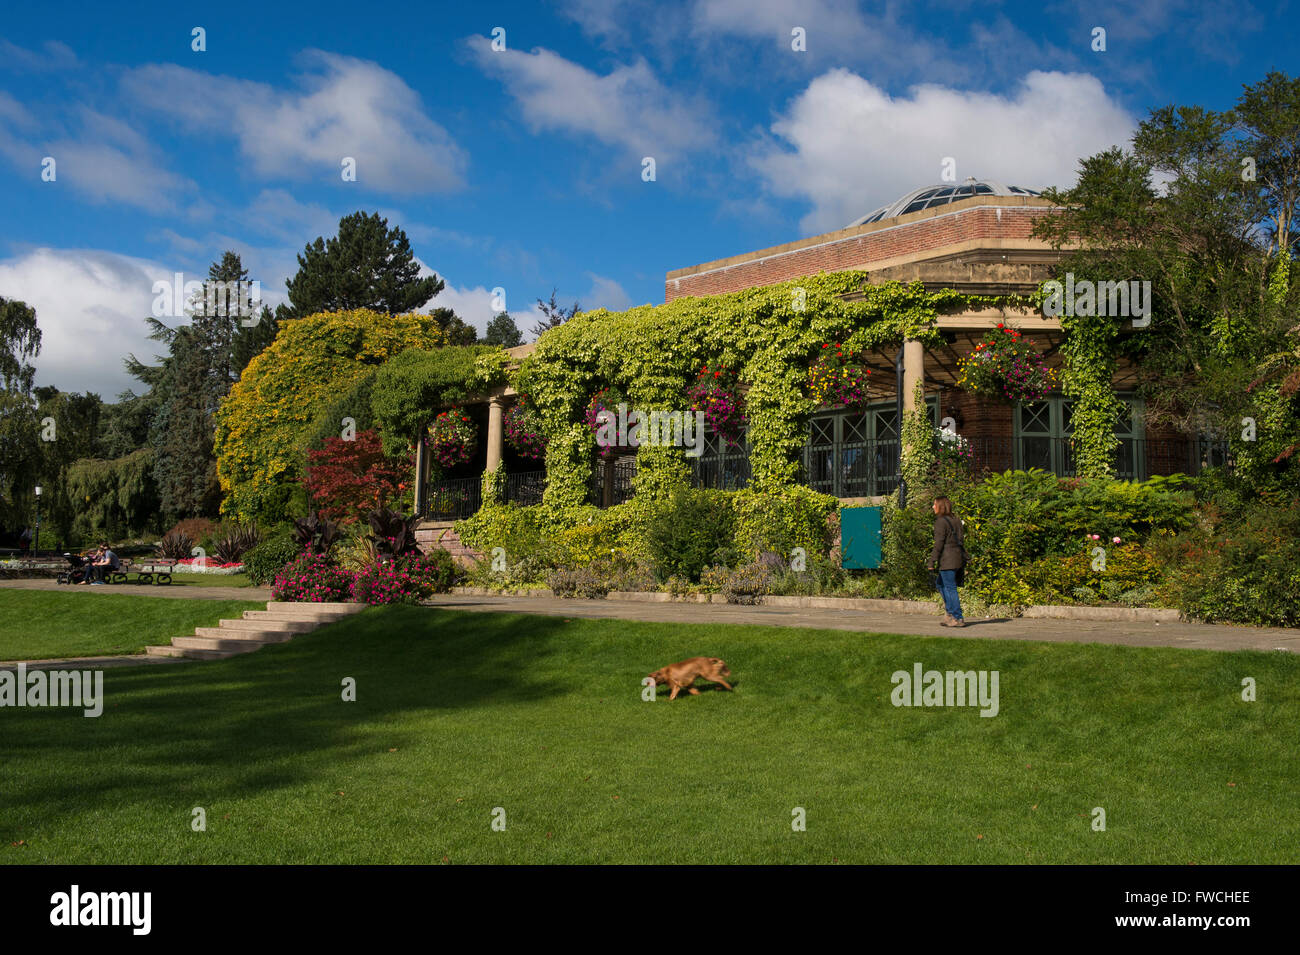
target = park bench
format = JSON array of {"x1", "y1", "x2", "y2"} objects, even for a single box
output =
[{"x1": 129, "y1": 558, "x2": 176, "y2": 585}]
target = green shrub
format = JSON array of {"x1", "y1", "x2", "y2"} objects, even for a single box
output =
[
  {"x1": 732, "y1": 486, "x2": 838, "y2": 562},
  {"x1": 455, "y1": 503, "x2": 558, "y2": 568},
  {"x1": 1155, "y1": 501, "x2": 1300, "y2": 626},
  {"x1": 880, "y1": 499, "x2": 935, "y2": 598},
  {"x1": 243, "y1": 531, "x2": 303, "y2": 585},
  {"x1": 645, "y1": 488, "x2": 737, "y2": 581},
  {"x1": 395, "y1": 550, "x2": 458, "y2": 595},
  {"x1": 767, "y1": 555, "x2": 847, "y2": 596},
  {"x1": 547, "y1": 562, "x2": 613, "y2": 599},
  {"x1": 700, "y1": 563, "x2": 772, "y2": 604}
]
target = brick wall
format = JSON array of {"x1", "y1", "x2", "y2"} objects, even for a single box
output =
[
  {"x1": 666, "y1": 205, "x2": 1055, "y2": 300},
  {"x1": 416, "y1": 521, "x2": 481, "y2": 567},
  {"x1": 940, "y1": 388, "x2": 1015, "y2": 472}
]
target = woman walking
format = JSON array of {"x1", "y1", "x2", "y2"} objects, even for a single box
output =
[{"x1": 928, "y1": 496, "x2": 966, "y2": 627}]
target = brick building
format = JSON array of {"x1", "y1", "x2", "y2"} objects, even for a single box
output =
[{"x1": 415, "y1": 180, "x2": 1225, "y2": 553}]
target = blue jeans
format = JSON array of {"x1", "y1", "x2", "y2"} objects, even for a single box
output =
[{"x1": 936, "y1": 569, "x2": 963, "y2": 621}]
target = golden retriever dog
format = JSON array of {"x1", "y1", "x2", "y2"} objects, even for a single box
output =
[{"x1": 647, "y1": 657, "x2": 733, "y2": 700}]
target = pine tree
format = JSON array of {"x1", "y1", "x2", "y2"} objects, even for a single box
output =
[{"x1": 284, "y1": 211, "x2": 443, "y2": 317}]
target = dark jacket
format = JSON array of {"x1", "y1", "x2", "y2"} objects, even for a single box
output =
[{"x1": 929, "y1": 514, "x2": 966, "y2": 571}]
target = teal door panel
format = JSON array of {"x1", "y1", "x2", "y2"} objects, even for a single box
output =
[{"x1": 840, "y1": 506, "x2": 882, "y2": 569}]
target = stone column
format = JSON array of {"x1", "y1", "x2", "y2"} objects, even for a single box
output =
[
  {"x1": 413, "y1": 432, "x2": 426, "y2": 515},
  {"x1": 901, "y1": 338, "x2": 925, "y2": 411},
  {"x1": 486, "y1": 396, "x2": 505, "y2": 473}
]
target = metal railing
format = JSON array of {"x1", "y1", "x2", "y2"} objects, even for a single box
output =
[
  {"x1": 802, "y1": 437, "x2": 900, "y2": 498},
  {"x1": 419, "y1": 476, "x2": 481, "y2": 521},
  {"x1": 589, "y1": 458, "x2": 637, "y2": 507},
  {"x1": 690, "y1": 447, "x2": 752, "y2": 490},
  {"x1": 504, "y1": 470, "x2": 547, "y2": 506}
]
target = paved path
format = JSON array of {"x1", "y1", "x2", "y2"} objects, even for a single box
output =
[
  {"x1": 5, "y1": 577, "x2": 1297, "y2": 659},
  {"x1": 425, "y1": 594, "x2": 1300, "y2": 654},
  {"x1": 0, "y1": 578, "x2": 271, "y2": 602}
]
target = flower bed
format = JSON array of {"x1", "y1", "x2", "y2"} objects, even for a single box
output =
[{"x1": 172, "y1": 558, "x2": 246, "y2": 575}]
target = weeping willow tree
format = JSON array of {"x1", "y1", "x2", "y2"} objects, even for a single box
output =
[{"x1": 63, "y1": 449, "x2": 161, "y2": 545}]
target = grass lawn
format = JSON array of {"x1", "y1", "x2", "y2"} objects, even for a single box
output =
[
  {"x1": 0, "y1": 590, "x2": 266, "y2": 660},
  {"x1": 3, "y1": 604, "x2": 1297, "y2": 864}
]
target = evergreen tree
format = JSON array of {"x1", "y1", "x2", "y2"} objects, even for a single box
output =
[
  {"x1": 284, "y1": 211, "x2": 443, "y2": 317},
  {"x1": 483, "y1": 312, "x2": 523, "y2": 347},
  {"x1": 429, "y1": 306, "x2": 478, "y2": 345}
]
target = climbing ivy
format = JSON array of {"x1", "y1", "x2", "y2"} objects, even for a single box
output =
[
  {"x1": 899, "y1": 381, "x2": 937, "y2": 495},
  {"x1": 513, "y1": 273, "x2": 1011, "y2": 503}
]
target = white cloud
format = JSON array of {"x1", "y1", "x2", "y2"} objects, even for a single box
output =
[
  {"x1": 466, "y1": 36, "x2": 716, "y2": 162},
  {"x1": 0, "y1": 248, "x2": 174, "y2": 397},
  {"x1": 753, "y1": 69, "x2": 1136, "y2": 234},
  {"x1": 121, "y1": 51, "x2": 468, "y2": 194},
  {"x1": 0, "y1": 102, "x2": 194, "y2": 212},
  {"x1": 584, "y1": 272, "x2": 632, "y2": 311},
  {"x1": 0, "y1": 39, "x2": 78, "y2": 72}
]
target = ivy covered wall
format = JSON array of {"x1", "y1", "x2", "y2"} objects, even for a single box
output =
[{"x1": 510, "y1": 273, "x2": 1031, "y2": 504}]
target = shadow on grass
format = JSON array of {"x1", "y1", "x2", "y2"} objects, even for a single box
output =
[{"x1": 0, "y1": 606, "x2": 569, "y2": 837}]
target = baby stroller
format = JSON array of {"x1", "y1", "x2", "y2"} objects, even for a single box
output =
[{"x1": 56, "y1": 552, "x2": 88, "y2": 585}]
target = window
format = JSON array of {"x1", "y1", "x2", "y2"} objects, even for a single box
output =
[
  {"x1": 803, "y1": 398, "x2": 937, "y2": 497},
  {"x1": 1015, "y1": 394, "x2": 1144, "y2": 477}
]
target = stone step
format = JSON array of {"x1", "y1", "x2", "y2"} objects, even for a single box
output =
[
  {"x1": 173, "y1": 635, "x2": 267, "y2": 654},
  {"x1": 266, "y1": 601, "x2": 366, "y2": 615},
  {"x1": 242, "y1": 609, "x2": 352, "y2": 624},
  {"x1": 145, "y1": 644, "x2": 187, "y2": 658},
  {"x1": 193, "y1": 626, "x2": 296, "y2": 643},
  {"x1": 177, "y1": 647, "x2": 242, "y2": 661},
  {"x1": 220, "y1": 616, "x2": 317, "y2": 633}
]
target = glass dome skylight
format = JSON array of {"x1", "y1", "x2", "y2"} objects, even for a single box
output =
[{"x1": 847, "y1": 180, "x2": 1041, "y2": 228}]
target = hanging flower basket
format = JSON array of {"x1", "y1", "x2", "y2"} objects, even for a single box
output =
[
  {"x1": 427, "y1": 407, "x2": 478, "y2": 468},
  {"x1": 687, "y1": 364, "x2": 746, "y2": 447},
  {"x1": 808, "y1": 343, "x2": 873, "y2": 408},
  {"x1": 585, "y1": 386, "x2": 628, "y2": 458},
  {"x1": 956, "y1": 324, "x2": 1057, "y2": 403},
  {"x1": 504, "y1": 398, "x2": 548, "y2": 461}
]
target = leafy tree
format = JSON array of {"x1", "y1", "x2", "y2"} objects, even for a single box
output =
[
  {"x1": 529, "y1": 288, "x2": 581, "y2": 340},
  {"x1": 302, "y1": 429, "x2": 412, "y2": 523},
  {"x1": 214, "y1": 309, "x2": 445, "y2": 523},
  {"x1": 484, "y1": 311, "x2": 523, "y2": 347},
  {"x1": 284, "y1": 211, "x2": 443, "y2": 317},
  {"x1": 1033, "y1": 70, "x2": 1300, "y2": 490},
  {"x1": 0, "y1": 296, "x2": 41, "y2": 530},
  {"x1": 429, "y1": 306, "x2": 478, "y2": 345}
]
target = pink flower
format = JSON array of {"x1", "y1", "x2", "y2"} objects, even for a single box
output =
[{"x1": 1112, "y1": 537, "x2": 1121, "y2": 544}]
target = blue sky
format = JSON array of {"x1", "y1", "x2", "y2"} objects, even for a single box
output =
[{"x1": 1, "y1": 0, "x2": 1296, "y2": 396}]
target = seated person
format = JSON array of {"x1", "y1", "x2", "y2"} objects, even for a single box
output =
[
  {"x1": 77, "y1": 546, "x2": 102, "y2": 584},
  {"x1": 90, "y1": 544, "x2": 119, "y2": 584}
]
